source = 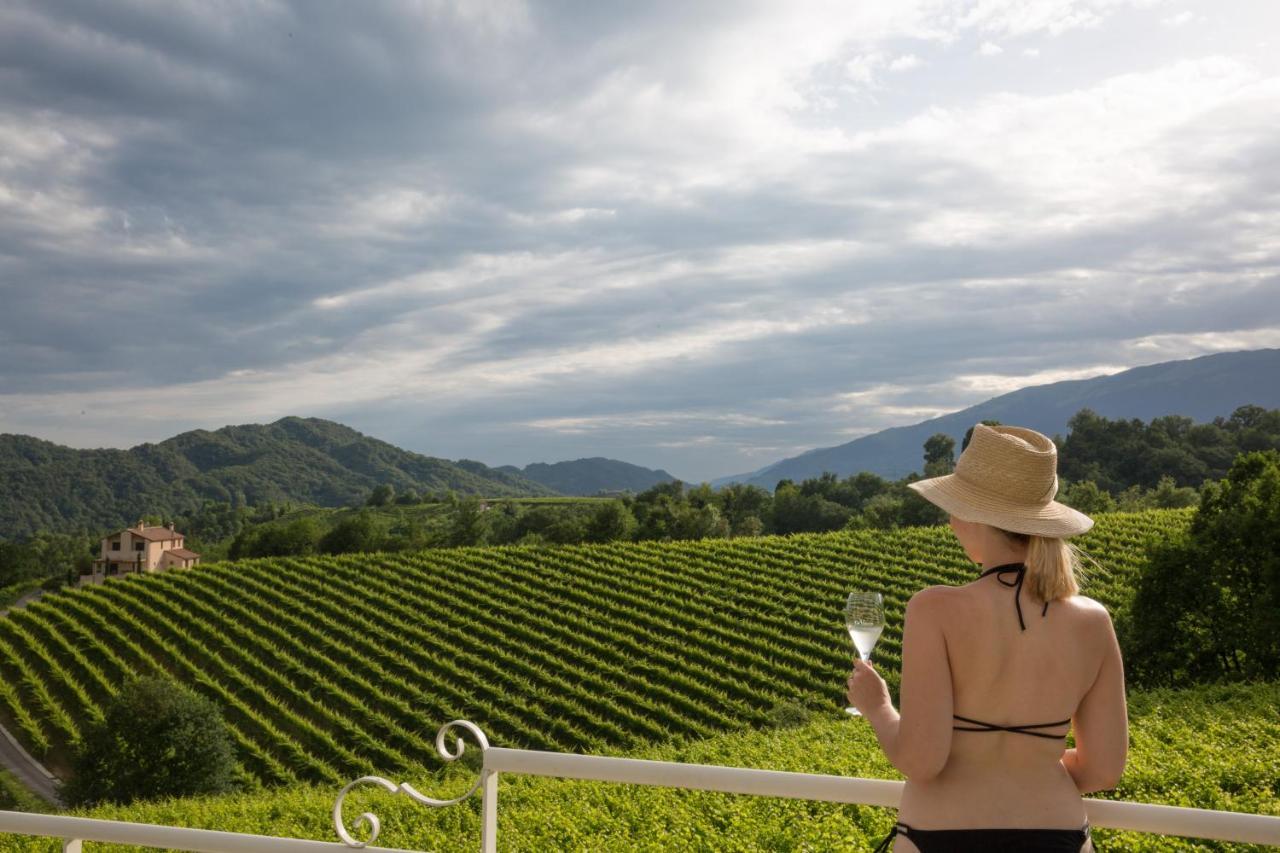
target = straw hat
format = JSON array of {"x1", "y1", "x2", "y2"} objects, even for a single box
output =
[{"x1": 906, "y1": 423, "x2": 1094, "y2": 537}]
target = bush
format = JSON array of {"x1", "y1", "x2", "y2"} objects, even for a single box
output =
[
  {"x1": 1061, "y1": 479, "x2": 1117, "y2": 514},
  {"x1": 319, "y1": 510, "x2": 387, "y2": 554},
  {"x1": 584, "y1": 500, "x2": 638, "y2": 543},
  {"x1": 61, "y1": 676, "x2": 238, "y2": 807},
  {"x1": 1121, "y1": 450, "x2": 1280, "y2": 687}
]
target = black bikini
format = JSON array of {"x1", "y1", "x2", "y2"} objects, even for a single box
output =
[{"x1": 871, "y1": 562, "x2": 1093, "y2": 852}]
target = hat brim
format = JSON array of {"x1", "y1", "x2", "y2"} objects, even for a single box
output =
[{"x1": 907, "y1": 473, "x2": 1094, "y2": 537}]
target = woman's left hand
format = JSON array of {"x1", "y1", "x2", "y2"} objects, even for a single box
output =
[{"x1": 847, "y1": 658, "x2": 890, "y2": 715}]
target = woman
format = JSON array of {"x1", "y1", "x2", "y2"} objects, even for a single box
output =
[{"x1": 847, "y1": 423, "x2": 1128, "y2": 853}]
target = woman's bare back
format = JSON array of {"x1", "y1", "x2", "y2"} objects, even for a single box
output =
[{"x1": 894, "y1": 574, "x2": 1116, "y2": 835}]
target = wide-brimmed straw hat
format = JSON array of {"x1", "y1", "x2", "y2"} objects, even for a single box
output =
[{"x1": 906, "y1": 423, "x2": 1094, "y2": 537}]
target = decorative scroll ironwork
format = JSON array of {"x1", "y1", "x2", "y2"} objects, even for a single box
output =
[{"x1": 333, "y1": 719, "x2": 490, "y2": 849}]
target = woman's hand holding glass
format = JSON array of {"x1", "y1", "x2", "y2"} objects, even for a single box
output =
[{"x1": 845, "y1": 591, "x2": 889, "y2": 716}]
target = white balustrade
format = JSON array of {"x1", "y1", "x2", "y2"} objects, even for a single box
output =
[{"x1": 3, "y1": 718, "x2": 1279, "y2": 852}]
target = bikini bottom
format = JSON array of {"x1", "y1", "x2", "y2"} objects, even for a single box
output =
[{"x1": 871, "y1": 820, "x2": 1092, "y2": 852}]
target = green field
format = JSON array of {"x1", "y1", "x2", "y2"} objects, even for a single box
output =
[
  {"x1": 1, "y1": 507, "x2": 1278, "y2": 850},
  {"x1": 0, "y1": 509, "x2": 1189, "y2": 785}
]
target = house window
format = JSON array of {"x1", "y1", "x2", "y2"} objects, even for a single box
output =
[
  {"x1": 110, "y1": 540, "x2": 120, "y2": 551},
  {"x1": 134, "y1": 541, "x2": 145, "y2": 551}
]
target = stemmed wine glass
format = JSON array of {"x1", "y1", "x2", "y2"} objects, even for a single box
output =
[{"x1": 844, "y1": 591, "x2": 885, "y2": 716}]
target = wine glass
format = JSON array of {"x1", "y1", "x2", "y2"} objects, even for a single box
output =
[{"x1": 844, "y1": 591, "x2": 885, "y2": 716}]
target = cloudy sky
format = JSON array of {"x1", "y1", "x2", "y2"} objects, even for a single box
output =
[{"x1": 2, "y1": 0, "x2": 1278, "y2": 482}]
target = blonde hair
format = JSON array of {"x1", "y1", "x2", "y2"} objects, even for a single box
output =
[{"x1": 997, "y1": 528, "x2": 1085, "y2": 603}]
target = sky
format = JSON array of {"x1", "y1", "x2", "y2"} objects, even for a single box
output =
[{"x1": 1, "y1": 0, "x2": 1279, "y2": 483}]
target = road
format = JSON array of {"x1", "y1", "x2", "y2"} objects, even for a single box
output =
[
  {"x1": 0, "y1": 720, "x2": 61, "y2": 806},
  {"x1": 0, "y1": 588, "x2": 62, "y2": 806}
]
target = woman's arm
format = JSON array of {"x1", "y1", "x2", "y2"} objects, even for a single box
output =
[
  {"x1": 852, "y1": 587, "x2": 954, "y2": 782},
  {"x1": 1061, "y1": 604, "x2": 1128, "y2": 793}
]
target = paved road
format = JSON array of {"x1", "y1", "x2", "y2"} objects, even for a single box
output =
[
  {"x1": 0, "y1": 590, "x2": 62, "y2": 806},
  {"x1": 0, "y1": 720, "x2": 61, "y2": 806}
]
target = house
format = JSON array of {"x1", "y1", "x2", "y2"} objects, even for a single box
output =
[{"x1": 82, "y1": 520, "x2": 200, "y2": 585}]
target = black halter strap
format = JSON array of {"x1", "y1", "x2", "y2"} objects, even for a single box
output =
[{"x1": 977, "y1": 561, "x2": 1049, "y2": 631}]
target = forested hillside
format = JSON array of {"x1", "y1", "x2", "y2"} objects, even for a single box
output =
[{"x1": 0, "y1": 417, "x2": 556, "y2": 538}]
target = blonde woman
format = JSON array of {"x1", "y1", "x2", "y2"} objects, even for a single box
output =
[{"x1": 847, "y1": 423, "x2": 1128, "y2": 853}]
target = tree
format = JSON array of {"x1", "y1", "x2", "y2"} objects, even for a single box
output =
[
  {"x1": 230, "y1": 516, "x2": 321, "y2": 558},
  {"x1": 366, "y1": 484, "x2": 395, "y2": 507},
  {"x1": 961, "y1": 420, "x2": 1001, "y2": 453},
  {"x1": 61, "y1": 676, "x2": 238, "y2": 807},
  {"x1": 446, "y1": 497, "x2": 489, "y2": 547},
  {"x1": 1121, "y1": 450, "x2": 1280, "y2": 686},
  {"x1": 585, "y1": 500, "x2": 638, "y2": 543},
  {"x1": 319, "y1": 511, "x2": 387, "y2": 554},
  {"x1": 1060, "y1": 479, "x2": 1117, "y2": 514},
  {"x1": 923, "y1": 433, "x2": 956, "y2": 477}
]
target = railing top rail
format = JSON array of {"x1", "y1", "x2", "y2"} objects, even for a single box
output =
[{"x1": 480, "y1": 746, "x2": 1280, "y2": 846}]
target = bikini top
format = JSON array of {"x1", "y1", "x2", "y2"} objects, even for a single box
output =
[{"x1": 950, "y1": 561, "x2": 1071, "y2": 740}]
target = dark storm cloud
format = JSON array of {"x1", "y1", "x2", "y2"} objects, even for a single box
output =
[{"x1": 1, "y1": 0, "x2": 1279, "y2": 479}]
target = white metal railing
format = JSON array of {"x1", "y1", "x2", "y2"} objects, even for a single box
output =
[{"x1": 4, "y1": 719, "x2": 1280, "y2": 851}]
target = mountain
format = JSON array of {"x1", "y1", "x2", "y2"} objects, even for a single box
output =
[
  {"x1": 712, "y1": 348, "x2": 1280, "y2": 490},
  {"x1": 496, "y1": 457, "x2": 680, "y2": 496},
  {"x1": 0, "y1": 416, "x2": 557, "y2": 538}
]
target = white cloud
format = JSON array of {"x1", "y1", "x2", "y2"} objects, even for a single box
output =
[
  {"x1": 888, "y1": 53, "x2": 922, "y2": 71},
  {"x1": 978, "y1": 40, "x2": 1005, "y2": 55},
  {"x1": 1161, "y1": 10, "x2": 1194, "y2": 26}
]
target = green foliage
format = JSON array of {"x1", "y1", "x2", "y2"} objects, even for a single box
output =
[
  {"x1": 365, "y1": 484, "x2": 395, "y2": 507},
  {"x1": 22, "y1": 681, "x2": 1276, "y2": 853},
  {"x1": 584, "y1": 500, "x2": 638, "y2": 543},
  {"x1": 0, "y1": 416, "x2": 558, "y2": 538},
  {"x1": 922, "y1": 432, "x2": 956, "y2": 477},
  {"x1": 0, "y1": 577, "x2": 43, "y2": 608},
  {"x1": 1122, "y1": 451, "x2": 1280, "y2": 687},
  {"x1": 318, "y1": 510, "x2": 387, "y2": 554},
  {"x1": 446, "y1": 497, "x2": 490, "y2": 547},
  {"x1": 229, "y1": 516, "x2": 322, "y2": 559},
  {"x1": 60, "y1": 676, "x2": 238, "y2": 808},
  {"x1": 0, "y1": 532, "x2": 95, "y2": 587},
  {"x1": 0, "y1": 768, "x2": 49, "y2": 813},
  {"x1": 1113, "y1": 475, "x2": 1201, "y2": 512},
  {"x1": 1060, "y1": 406, "x2": 1280, "y2": 495},
  {"x1": 1061, "y1": 479, "x2": 1118, "y2": 514}
]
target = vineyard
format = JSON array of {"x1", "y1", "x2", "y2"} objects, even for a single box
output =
[{"x1": 0, "y1": 508, "x2": 1193, "y2": 788}]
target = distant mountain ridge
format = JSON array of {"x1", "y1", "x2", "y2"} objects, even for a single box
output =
[
  {"x1": 496, "y1": 457, "x2": 680, "y2": 496},
  {"x1": 0, "y1": 416, "x2": 557, "y2": 538},
  {"x1": 712, "y1": 348, "x2": 1280, "y2": 490}
]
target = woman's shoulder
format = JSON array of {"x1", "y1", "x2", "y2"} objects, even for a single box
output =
[
  {"x1": 1056, "y1": 593, "x2": 1116, "y2": 629},
  {"x1": 905, "y1": 584, "x2": 958, "y2": 614}
]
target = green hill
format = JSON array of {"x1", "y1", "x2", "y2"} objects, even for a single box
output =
[
  {"x1": 0, "y1": 416, "x2": 558, "y2": 538},
  {"x1": 0, "y1": 509, "x2": 1189, "y2": 786},
  {"x1": 497, "y1": 457, "x2": 681, "y2": 495}
]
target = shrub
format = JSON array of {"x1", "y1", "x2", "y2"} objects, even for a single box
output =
[
  {"x1": 61, "y1": 677, "x2": 238, "y2": 807},
  {"x1": 1120, "y1": 450, "x2": 1280, "y2": 686},
  {"x1": 319, "y1": 510, "x2": 387, "y2": 554}
]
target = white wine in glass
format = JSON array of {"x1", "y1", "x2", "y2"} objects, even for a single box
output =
[{"x1": 845, "y1": 591, "x2": 885, "y2": 716}]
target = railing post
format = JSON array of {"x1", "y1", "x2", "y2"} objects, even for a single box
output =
[
  {"x1": 62, "y1": 839, "x2": 81, "y2": 852},
  {"x1": 479, "y1": 769, "x2": 498, "y2": 853}
]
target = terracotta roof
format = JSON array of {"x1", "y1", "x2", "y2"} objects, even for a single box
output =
[
  {"x1": 108, "y1": 526, "x2": 182, "y2": 542},
  {"x1": 164, "y1": 548, "x2": 200, "y2": 559}
]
